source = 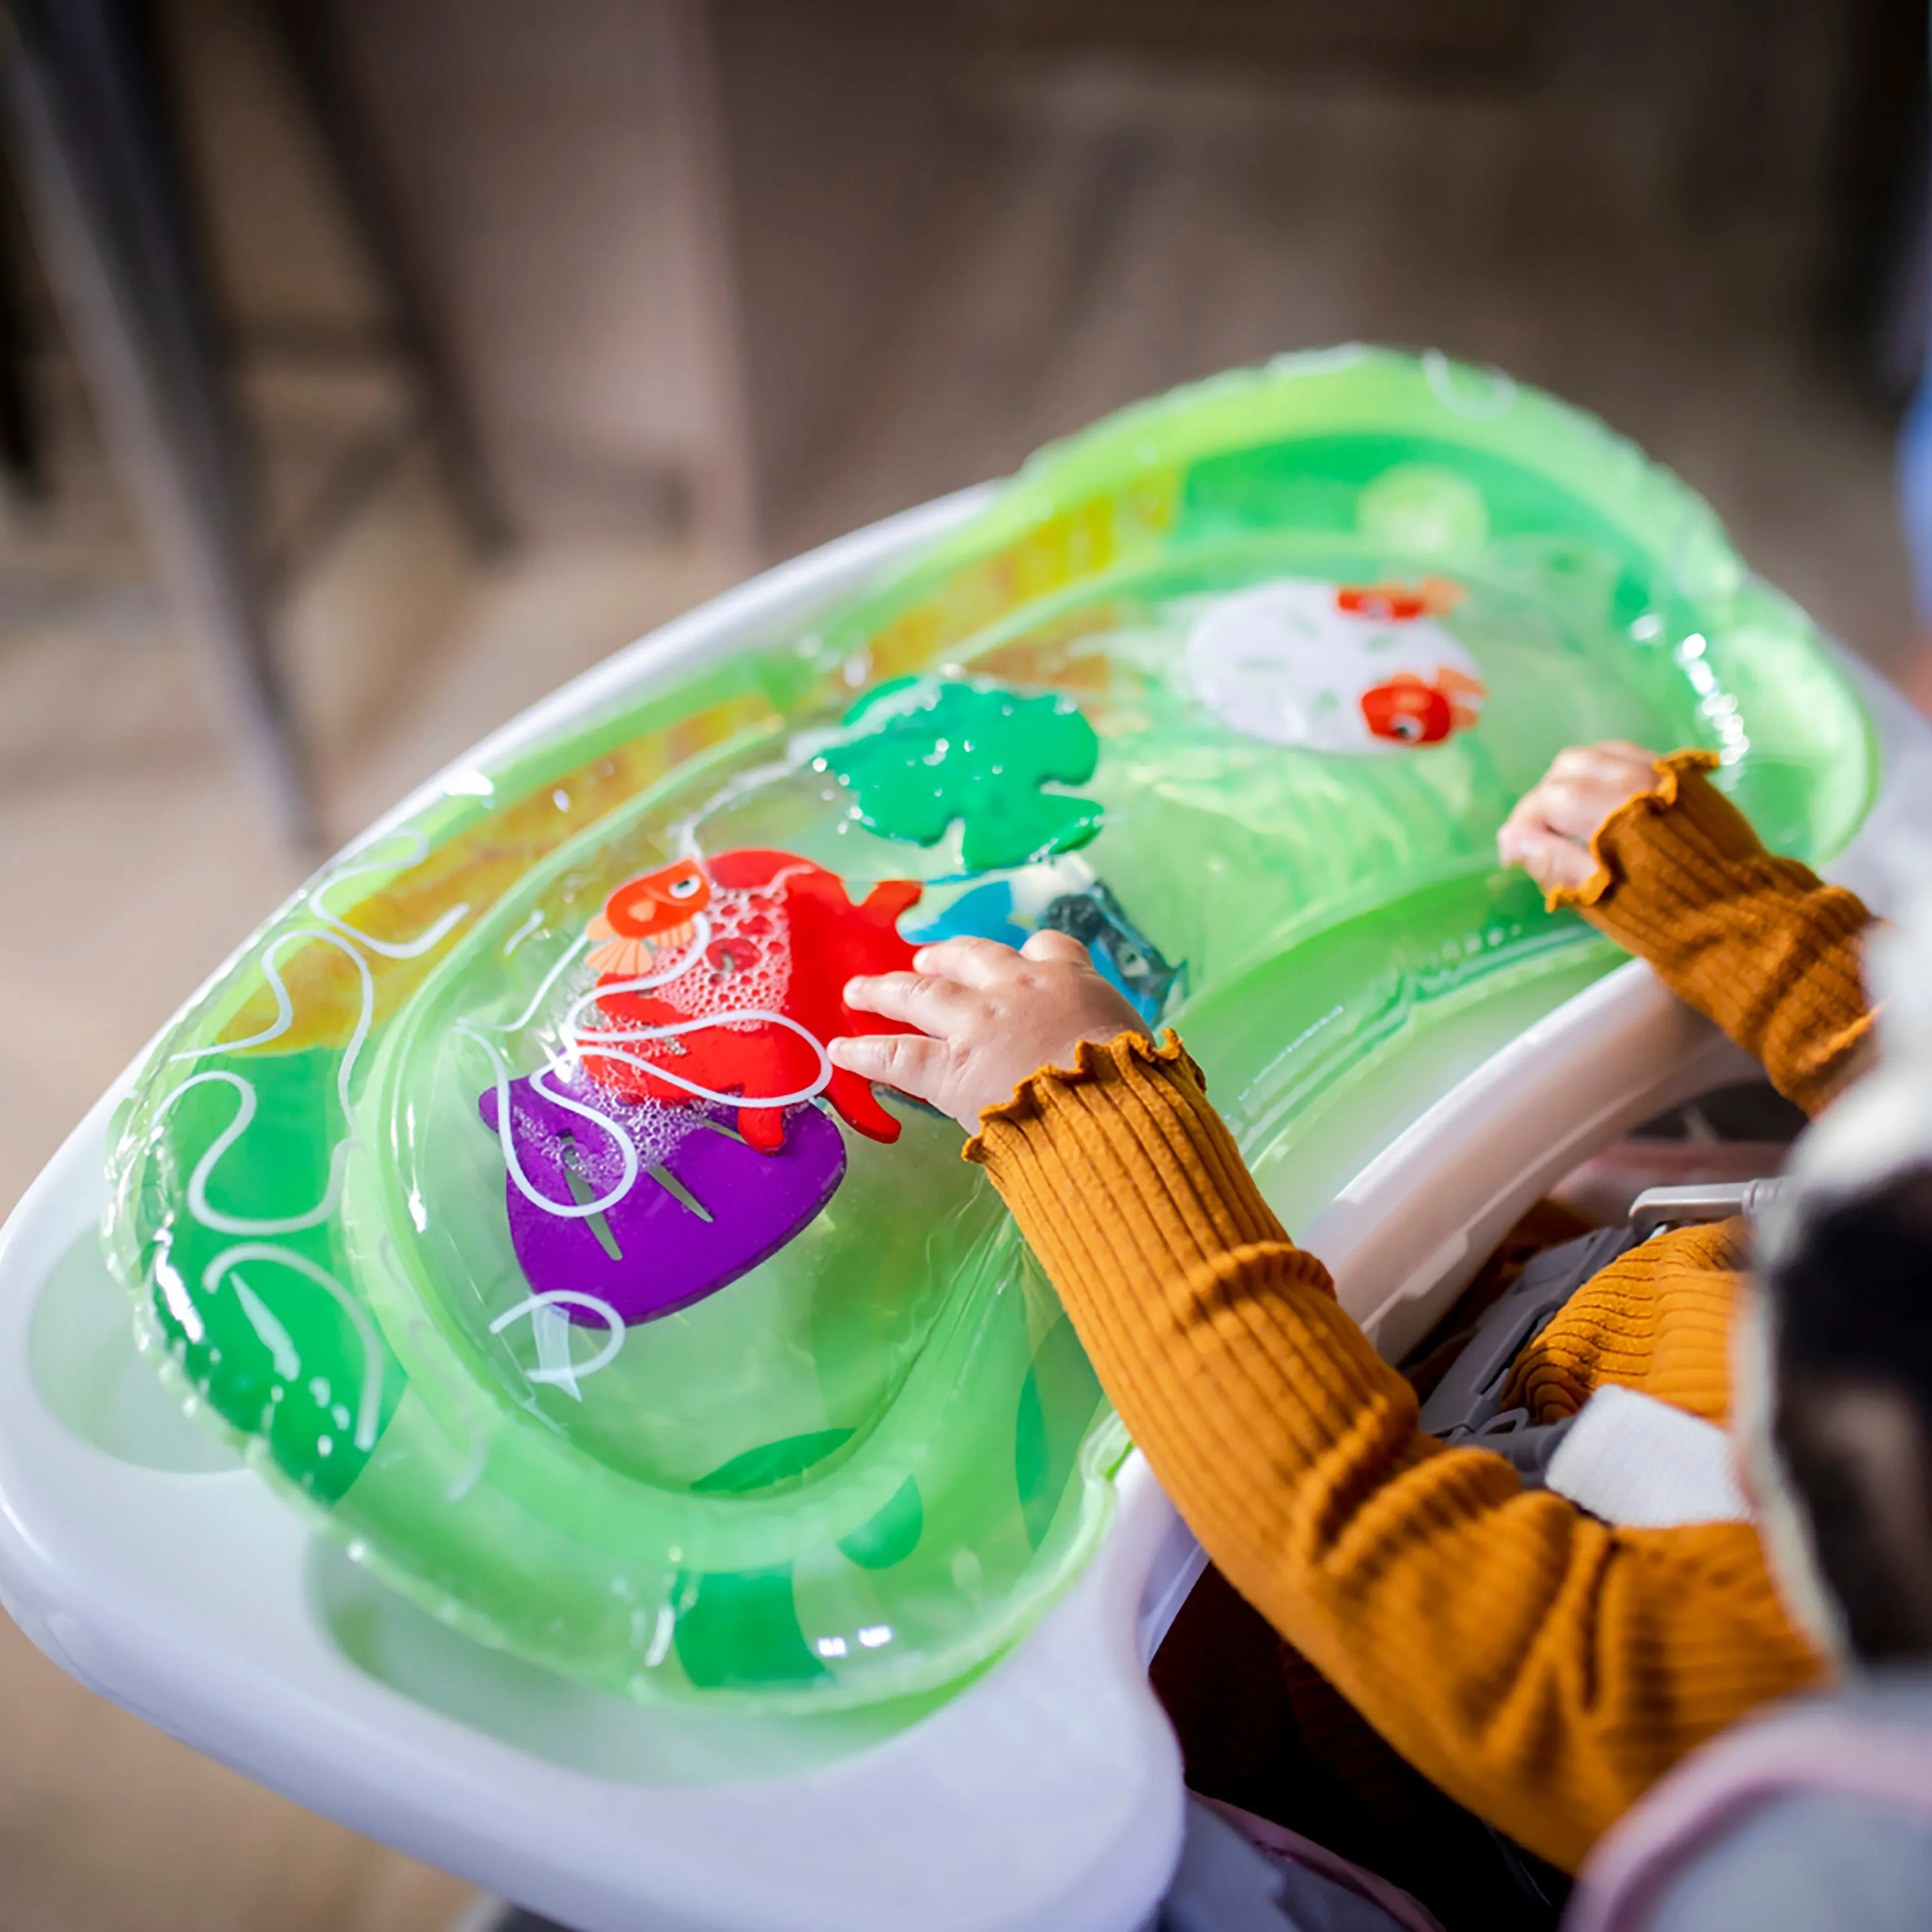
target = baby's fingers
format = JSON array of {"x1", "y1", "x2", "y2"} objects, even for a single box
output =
[
  {"x1": 1504, "y1": 822, "x2": 1596, "y2": 892},
  {"x1": 1546, "y1": 741, "x2": 1654, "y2": 784},
  {"x1": 1020, "y1": 929, "x2": 1089, "y2": 965},
  {"x1": 1522, "y1": 777, "x2": 1616, "y2": 842},
  {"x1": 1497, "y1": 791, "x2": 1560, "y2": 864},
  {"x1": 843, "y1": 968, "x2": 976, "y2": 1034},
  {"x1": 911, "y1": 936, "x2": 1019, "y2": 987},
  {"x1": 827, "y1": 1030, "x2": 949, "y2": 1103}
]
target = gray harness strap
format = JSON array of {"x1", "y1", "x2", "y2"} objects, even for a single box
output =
[
  {"x1": 1416, "y1": 1222, "x2": 1640, "y2": 1484},
  {"x1": 1416, "y1": 1178, "x2": 1790, "y2": 1490}
]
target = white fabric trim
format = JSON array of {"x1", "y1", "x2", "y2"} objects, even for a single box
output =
[{"x1": 1545, "y1": 1384, "x2": 1750, "y2": 1528}]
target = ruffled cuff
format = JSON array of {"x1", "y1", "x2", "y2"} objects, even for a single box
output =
[
  {"x1": 964, "y1": 1023, "x2": 1302, "y2": 1276},
  {"x1": 1540, "y1": 749, "x2": 1873, "y2": 1115},
  {"x1": 965, "y1": 1025, "x2": 1195, "y2": 1155},
  {"x1": 1545, "y1": 748, "x2": 1727, "y2": 913}
]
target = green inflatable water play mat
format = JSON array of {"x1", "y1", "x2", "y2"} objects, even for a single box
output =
[{"x1": 104, "y1": 347, "x2": 1874, "y2": 1712}]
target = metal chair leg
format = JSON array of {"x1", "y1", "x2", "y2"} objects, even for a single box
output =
[
  {"x1": 0, "y1": 157, "x2": 43, "y2": 504},
  {"x1": 1, "y1": 0, "x2": 317, "y2": 842},
  {"x1": 262, "y1": 0, "x2": 514, "y2": 558}
]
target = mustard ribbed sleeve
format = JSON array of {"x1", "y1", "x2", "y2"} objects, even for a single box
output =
[
  {"x1": 967, "y1": 1030, "x2": 1820, "y2": 1875},
  {"x1": 1549, "y1": 750, "x2": 1873, "y2": 1114}
]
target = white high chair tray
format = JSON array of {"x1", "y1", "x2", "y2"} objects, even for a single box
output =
[{"x1": 0, "y1": 486, "x2": 1924, "y2": 1932}]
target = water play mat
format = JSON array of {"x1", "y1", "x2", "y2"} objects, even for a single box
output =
[{"x1": 104, "y1": 348, "x2": 1875, "y2": 1711}]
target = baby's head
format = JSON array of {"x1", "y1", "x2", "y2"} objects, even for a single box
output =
[
  {"x1": 1741, "y1": 1169, "x2": 1932, "y2": 1667},
  {"x1": 1735, "y1": 854, "x2": 1932, "y2": 1669}
]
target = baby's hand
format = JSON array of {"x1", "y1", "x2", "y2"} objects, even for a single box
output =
[
  {"x1": 830, "y1": 933, "x2": 1147, "y2": 1133},
  {"x1": 1498, "y1": 741, "x2": 1663, "y2": 895}
]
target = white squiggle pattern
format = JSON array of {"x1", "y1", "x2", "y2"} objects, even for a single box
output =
[
  {"x1": 169, "y1": 1072, "x2": 356, "y2": 1235},
  {"x1": 319, "y1": 901, "x2": 468, "y2": 960},
  {"x1": 563, "y1": 1021, "x2": 831, "y2": 1110},
  {"x1": 672, "y1": 753, "x2": 819, "y2": 854},
  {"x1": 642, "y1": 1602, "x2": 676, "y2": 1668},
  {"x1": 748, "y1": 862, "x2": 822, "y2": 902},
  {"x1": 162, "y1": 929, "x2": 376, "y2": 1235},
  {"x1": 501, "y1": 908, "x2": 545, "y2": 958},
  {"x1": 312, "y1": 827, "x2": 470, "y2": 960},
  {"x1": 169, "y1": 927, "x2": 375, "y2": 1108},
  {"x1": 560, "y1": 875, "x2": 828, "y2": 1101},
  {"x1": 479, "y1": 929, "x2": 594, "y2": 1035},
  {"x1": 1423, "y1": 348, "x2": 1517, "y2": 421},
  {"x1": 481, "y1": 908, "x2": 717, "y2": 1041},
  {"x1": 489, "y1": 1291, "x2": 625, "y2": 1396},
  {"x1": 232, "y1": 1276, "x2": 301, "y2": 1378},
  {"x1": 460, "y1": 1025, "x2": 642, "y2": 1219},
  {"x1": 470, "y1": 867, "x2": 834, "y2": 1237},
  {"x1": 565, "y1": 879, "x2": 831, "y2": 1090},
  {"x1": 157, "y1": 925, "x2": 389, "y2": 1446},
  {"x1": 202, "y1": 1243, "x2": 383, "y2": 1451}
]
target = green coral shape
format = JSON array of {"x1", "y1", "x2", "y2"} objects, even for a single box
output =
[{"x1": 819, "y1": 677, "x2": 1103, "y2": 873}]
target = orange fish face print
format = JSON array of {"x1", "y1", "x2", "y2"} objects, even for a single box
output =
[
  {"x1": 1359, "y1": 665, "x2": 1487, "y2": 746},
  {"x1": 1361, "y1": 674, "x2": 1453, "y2": 744},
  {"x1": 585, "y1": 857, "x2": 713, "y2": 977}
]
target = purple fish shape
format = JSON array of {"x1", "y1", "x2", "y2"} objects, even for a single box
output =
[{"x1": 478, "y1": 1068, "x2": 845, "y2": 1326}]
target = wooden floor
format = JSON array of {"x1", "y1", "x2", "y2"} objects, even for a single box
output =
[
  {"x1": 0, "y1": 1601, "x2": 474, "y2": 1932},
  {"x1": 0, "y1": 507, "x2": 724, "y2": 1932},
  {"x1": 0, "y1": 12, "x2": 1918, "y2": 1931}
]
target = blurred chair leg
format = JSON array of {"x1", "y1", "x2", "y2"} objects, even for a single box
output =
[
  {"x1": 647, "y1": 0, "x2": 759, "y2": 567},
  {"x1": 262, "y1": 0, "x2": 513, "y2": 558},
  {"x1": 0, "y1": 162, "x2": 43, "y2": 505},
  {"x1": 0, "y1": 0, "x2": 317, "y2": 842}
]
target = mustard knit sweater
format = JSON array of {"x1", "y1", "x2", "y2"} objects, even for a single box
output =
[{"x1": 965, "y1": 752, "x2": 1875, "y2": 1875}]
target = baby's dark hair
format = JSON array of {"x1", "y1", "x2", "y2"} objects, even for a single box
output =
[{"x1": 1763, "y1": 1163, "x2": 1932, "y2": 1661}]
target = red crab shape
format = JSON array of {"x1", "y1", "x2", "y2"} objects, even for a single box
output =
[{"x1": 577, "y1": 848, "x2": 923, "y2": 1152}]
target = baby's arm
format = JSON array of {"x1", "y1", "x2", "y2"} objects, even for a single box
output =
[
  {"x1": 828, "y1": 942, "x2": 1820, "y2": 1873},
  {"x1": 1501, "y1": 742, "x2": 1873, "y2": 1114}
]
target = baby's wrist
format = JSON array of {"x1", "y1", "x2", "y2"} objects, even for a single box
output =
[{"x1": 1049, "y1": 1019, "x2": 1146, "y2": 1070}]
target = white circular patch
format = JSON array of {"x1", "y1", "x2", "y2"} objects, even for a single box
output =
[{"x1": 1186, "y1": 578, "x2": 1485, "y2": 753}]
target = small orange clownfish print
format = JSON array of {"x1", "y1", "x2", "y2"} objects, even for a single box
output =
[
  {"x1": 585, "y1": 857, "x2": 711, "y2": 977},
  {"x1": 1334, "y1": 576, "x2": 1465, "y2": 623},
  {"x1": 1359, "y1": 666, "x2": 1486, "y2": 745}
]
